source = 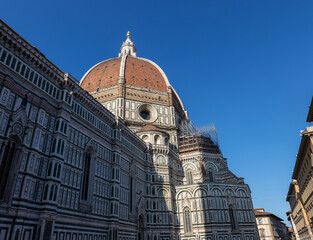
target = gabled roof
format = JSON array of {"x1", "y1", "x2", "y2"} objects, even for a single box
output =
[{"x1": 254, "y1": 209, "x2": 283, "y2": 221}]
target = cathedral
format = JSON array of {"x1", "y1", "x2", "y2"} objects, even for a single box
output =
[{"x1": 0, "y1": 20, "x2": 259, "y2": 240}]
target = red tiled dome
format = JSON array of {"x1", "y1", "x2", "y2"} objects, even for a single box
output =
[
  {"x1": 80, "y1": 58, "x2": 121, "y2": 92},
  {"x1": 80, "y1": 56, "x2": 168, "y2": 93},
  {"x1": 125, "y1": 57, "x2": 168, "y2": 92},
  {"x1": 79, "y1": 33, "x2": 188, "y2": 120}
]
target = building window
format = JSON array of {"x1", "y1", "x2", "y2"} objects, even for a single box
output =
[
  {"x1": 140, "y1": 110, "x2": 150, "y2": 120},
  {"x1": 81, "y1": 149, "x2": 92, "y2": 201},
  {"x1": 142, "y1": 135, "x2": 149, "y2": 142},
  {"x1": 138, "y1": 215, "x2": 144, "y2": 240},
  {"x1": 53, "y1": 186, "x2": 58, "y2": 201},
  {"x1": 260, "y1": 228, "x2": 265, "y2": 237},
  {"x1": 0, "y1": 139, "x2": 18, "y2": 200},
  {"x1": 51, "y1": 139, "x2": 56, "y2": 153},
  {"x1": 112, "y1": 152, "x2": 120, "y2": 164},
  {"x1": 229, "y1": 204, "x2": 237, "y2": 230},
  {"x1": 14, "y1": 229, "x2": 20, "y2": 240},
  {"x1": 112, "y1": 168, "x2": 120, "y2": 181},
  {"x1": 49, "y1": 185, "x2": 54, "y2": 200},
  {"x1": 157, "y1": 155, "x2": 165, "y2": 164},
  {"x1": 47, "y1": 162, "x2": 53, "y2": 177},
  {"x1": 43, "y1": 184, "x2": 49, "y2": 200},
  {"x1": 184, "y1": 207, "x2": 192, "y2": 233},
  {"x1": 130, "y1": 176, "x2": 133, "y2": 213},
  {"x1": 186, "y1": 170, "x2": 193, "y2": 184},
  {"x1": 154, "y1": 135, "x2": 161, "y2": 144},
  {"x1": 208, "y1": 170, "x2": 214, "y2": 182}
]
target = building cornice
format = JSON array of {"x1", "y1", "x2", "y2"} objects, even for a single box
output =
[{"x1": 0, "y1": 19, "x2": 64, "y2": 86}]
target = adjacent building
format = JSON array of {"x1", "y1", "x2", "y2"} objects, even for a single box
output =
[
  {"x1": 0, "y1": 20, "x2": 259, "y2": 240},
  {"x1": 286, "y1": 211, "x2": 299, "y2": 240},
  {"x1": 287, "y1": 98, "x2": 313, "y2": 240},
  {"x1": 254, "y1": 209, "x2": 289, "y2": 240}
]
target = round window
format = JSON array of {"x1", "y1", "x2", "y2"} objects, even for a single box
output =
[
  {"x1": 138, "y1": 104, "x2": 158, "y2": 122},
  {"x1": 140, "y1": 110, "x2": 150, "y2": 120}
]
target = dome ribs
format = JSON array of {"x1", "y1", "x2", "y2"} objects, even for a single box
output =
[
  {"x1": 81, "y1": 56, "x2": 167, "y2": 93},
  {"x1": 81, "y1": 58, "x2": 121, "y2": 92},
  {"x1": 124, "y1": 56, "x2": 167, "y2": 92}
]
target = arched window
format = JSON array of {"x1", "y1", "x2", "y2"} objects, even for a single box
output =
[
  {"x1": 53, "y1": 163, "x2": 58, "y2": 177},
  {"x1": 154, "y1": 135, "x2": 160, "y2": 144},
  {"x1": 142, "y1": 135, "x2": 149, "y2": 143},
  {"x1": 53, "y1": 186, "x2": 58, "y2": 201},
  {"x1": 260, "y1": 228, "x2": 265, "y2": 237},
  {"x1": 43, "y1": 184, "x2": 49, "y2": 200},
  {"x1": 47, "y1": 162, "x2": 53, "y2": 177},
  {"x1": 55, "y1": 120, "x2": 60, "y2": 131},
  {"x1": 212, "y1": 188, "x2": 222, "y2": 196},
  {"x1": 60, "y1": 121, "x2": 64, "y2": 133},
  {"x1": 64, "y1": 123, "x2": 67, "y2": 134},
  {"x1": 111, "y1": 186, "x2": 114, "y2": 197},
  {"x1": 186, "y1": 170, "x2": 193, "y2": 184},
  {"x1": 110, "y1": 203, "x2": 114, "y2": 214},
  {"x1": 60, "y1": 141, "x2": 65, "y2": 155},
  {"x1": 225, "y1": 189, "x2": 235, "y2": 196},
  {"x1": 112, "y1": 168, "x2": 115, "y2": 179},
  {"x1": 129, "y1": 177, "x2": 133, "y2": 212},
  {"x1": 157, "y1": 155, "x2": 165, "y2": 164},
  {"x1": 184, "y1": 207, "x2": 192, "y2": 233},
  {"x1": 0, "y1": 139, "x2": 18, "y2": 199},
  {"x1": 208, "y1": 169, "x2": 214, "y2": 182},
  {"x1": 49, "y1": 185, "x2": 55, "y2": 200},
  {"x1": 81, "y1": 150, "x2": 91, "y2": 201},
  {"x1": 57, "y1": 164, "x2": 61, "y2": 178},
  {"x1": 57, "y1": 139, "x2": 61, "y2": 154},
  {"x1": 51, "y1": 139, "x2": 56, "y2": 153},
  {"x1": 238, "y1": 189, "x2": 247, "y2": 197},
  {"x1": 229, "y1": 204, "x2": 237, "y2": 230},
  {"x1": 138, "y1": 215, "x2": 144, "y2": 240},
  {"x1": 14, "y1": 229, "x2": 20, "y2": 240}
]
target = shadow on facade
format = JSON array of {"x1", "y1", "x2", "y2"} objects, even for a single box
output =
[
  {"x1": 139, "y1": 140, "x2": 177, "y2": 240},
  {"x1": 170, "y1": 131, "x2": 259, "y2": 240}
]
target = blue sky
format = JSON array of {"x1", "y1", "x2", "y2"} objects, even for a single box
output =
[{"x1": 2, "y1": 0, "x2": 313, "y2": 224}]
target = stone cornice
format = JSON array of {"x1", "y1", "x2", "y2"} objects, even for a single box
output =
[
  {"x1": 0, "y1": 20, "x2": 120, "y2": 128},
  {"x1": 0, "y1": 19, "x2": 64, "y2": 86}
]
